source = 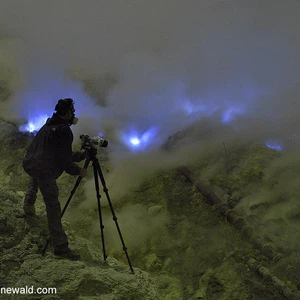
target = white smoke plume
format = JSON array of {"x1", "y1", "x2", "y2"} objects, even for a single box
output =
[{"x1": 1, "y1": 0, "x2": 300, "y2": 204}]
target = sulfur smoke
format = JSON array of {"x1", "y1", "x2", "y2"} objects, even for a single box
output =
[{"x1": 1, "y1": 0, "x2": 300, "y2": 250}]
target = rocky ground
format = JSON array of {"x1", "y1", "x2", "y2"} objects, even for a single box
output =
[{"x1": 1, "y1": 118, "x2": 300, "y2": 299}]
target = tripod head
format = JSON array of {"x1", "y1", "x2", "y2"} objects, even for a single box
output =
[
  {"x1": 80, "y1": 134, "x2": 108, "y2": 158},
  {"x1": 80, "y1": 134, "x2": 108, "y2": 150}
]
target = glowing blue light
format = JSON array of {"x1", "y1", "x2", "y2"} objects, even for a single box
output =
[
  {"x1": 183, "y1": 100, "x2": 194, "y2": 114},
  {"x1": 27, "y1": 123, "x2": 36, "y2": 132},
  {"x1": 182, "y1": 100, "x2": 218, "y2": 118},
  {"x1": 265, "y1": 142, "x2": 282, "y2": 151},
  {"x1": 222, "y1": 111, "x2": 233, "y2": 123},
  {"x1": 121, "y1": 127, "x2": 158, "y2": 151},
  {"x1": 130, "y1": 137, "x2": 141, "y2": 146},
  {"x1": 222, "y1": 107, "x2": 244, "y2": 123},
  {"x1": 19, "y1": 114, "x2": 49, "y2": 133}
]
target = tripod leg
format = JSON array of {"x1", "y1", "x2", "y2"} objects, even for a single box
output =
[
  {"x1": 41, "y1": 158, "x2": 91, "y2": 256},
  {"x1": 93, "y1": 161, "x2": 107, "y2": 262},
  {"x1": 93, "y1": 158, "x2": 135, "y2": 274},
  {"x1": 61, "y1": 157, "x2": 90, "y2": 217}
]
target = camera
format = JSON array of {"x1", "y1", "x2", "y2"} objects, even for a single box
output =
[{"x1": 80, "y1": 134, "x2": 108, "y2": 150}]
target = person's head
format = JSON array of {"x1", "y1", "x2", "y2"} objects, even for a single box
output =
[{"x1": 54, "y1": 98, "x2": 78, "y2": 125}]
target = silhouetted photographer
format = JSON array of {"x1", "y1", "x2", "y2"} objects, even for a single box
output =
[
  {"x1": 40, "y1": 133, "x2": 134, "y2": 273},
  {"x1": 22, "y1": 98, "x2": 87, "y2": 260}
]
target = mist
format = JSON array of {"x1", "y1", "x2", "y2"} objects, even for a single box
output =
[{"x1": 1, "y1": 1, "x2": 300, "y2": 203}]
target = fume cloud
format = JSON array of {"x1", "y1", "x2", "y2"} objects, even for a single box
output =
[{"x1": 1, "y1": 0, "x2": 300, "y2": 192}]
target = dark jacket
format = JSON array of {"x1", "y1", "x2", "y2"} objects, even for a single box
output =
[{"x1": 23, "y1": 113, "x2": 81, "y2": 178}]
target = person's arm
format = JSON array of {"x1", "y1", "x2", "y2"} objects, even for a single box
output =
[
  {"x1": 72, "y1": 151, "x2": 87, "y2": 162},
  {"x1": 56, "y1": 127, "x2": 81, "y2": 175}
]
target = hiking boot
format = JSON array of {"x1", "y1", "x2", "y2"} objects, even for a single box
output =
[
  {"x1": 23, "y1": 195, "x2": 36, "y2": 216},
  {"x1": 54, "y1": 245, "x2": 81, "y2": 260}
]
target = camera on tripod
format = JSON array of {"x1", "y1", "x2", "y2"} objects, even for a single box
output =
[
  {"x1": 42, "y1": 133, "x2": 134, "y2": 273},
  {"x1": 80, "y1": 134, "x2": 108, "y2": 150}
]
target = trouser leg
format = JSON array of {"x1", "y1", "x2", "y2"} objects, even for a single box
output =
[
  {"x1": 25, "y1": 177, "x2": 38, "y2": 204},
  {"x1": 36, "y1": 177, "x2": 68, "y2": 248}
]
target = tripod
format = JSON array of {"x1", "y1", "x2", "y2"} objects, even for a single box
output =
[{"x1": 42, "y1": 147, "x2": 134, "y2": 274}]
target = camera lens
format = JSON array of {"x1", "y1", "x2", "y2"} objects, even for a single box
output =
[{"x1": 101, "y1": 140, "x2": 108, "y2": 147}]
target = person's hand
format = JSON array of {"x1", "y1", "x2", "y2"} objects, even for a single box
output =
[
  {"x1": 80, "y1": 168, "x2": 87, "y2": 177},
  {"x1": 80, "y1": 150, "x2": 89, "y2": 161}
]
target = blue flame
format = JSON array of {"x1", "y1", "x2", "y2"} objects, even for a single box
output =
[
  {"x1": 121, "y1": 127, "x2": 158, "y2": 151},
  {"x1": 222, "y1": 107, "x2": 245, "y2": 123},
  {"x1": 265, "y1": 142, "x2": 282, "y2": 151},
  {"x1": 130, "y1": 137, "x2": 141, "y2": 146},
  {"x1": 19, "y1": 114, "x2": 49, "y2": 133},
  {"x1": 182, "y1": 98, "x2": 246, "y2": 124},
  {"x1": 182, "y1": 100, "x2": 219, "y2": 118}
]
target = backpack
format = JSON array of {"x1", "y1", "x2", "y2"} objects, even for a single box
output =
[{"x1": 23, "y1": 122, "x2": 65, "y2": 178}]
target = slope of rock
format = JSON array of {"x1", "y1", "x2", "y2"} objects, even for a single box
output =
[
  {"x1": 1, "y1": 118, "x2": 300, "y2": 299},
  {"x1": 0, "y1": 186, "x2": 160, "y2": 300}
]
